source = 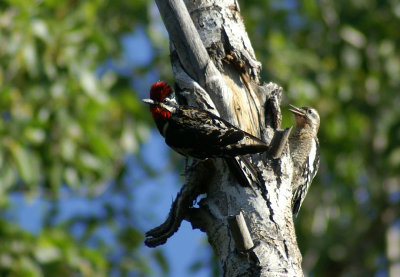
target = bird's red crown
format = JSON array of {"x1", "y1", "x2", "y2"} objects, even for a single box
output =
[
  {"x1": 150, "y1": 81, "x2": 172, "y2": 102},
  {"x1": 149, "y1": 81, "x2": 172, "y2": 121}
]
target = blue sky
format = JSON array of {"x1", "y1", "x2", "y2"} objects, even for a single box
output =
[{"x1": 7, "y1": 131, "x2": 211, "y2": 277}]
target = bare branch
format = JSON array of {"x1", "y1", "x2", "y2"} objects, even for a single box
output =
[{"x1": 155, "y1": 0, "x2": 235, "y2": 120}]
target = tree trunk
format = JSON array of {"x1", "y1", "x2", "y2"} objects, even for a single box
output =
[{"x1": 151, "y1": 0, "x2": 303, "y2": 275}]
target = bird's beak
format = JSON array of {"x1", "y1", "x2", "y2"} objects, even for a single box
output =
[
  {"x1": 142, "y1": 99, "x2": 155, "y2": 105},
  {"x1": 289, "y1": 104, "x2": 305, "y2": 117}
]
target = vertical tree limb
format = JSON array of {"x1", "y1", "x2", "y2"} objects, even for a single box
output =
[{"x1": 151, "y1": 0, "x2": 303, "y2": 276}]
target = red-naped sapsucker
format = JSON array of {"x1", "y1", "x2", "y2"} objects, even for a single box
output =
[
  {"x1": 289, "y1": 104, "x2": 320, "y2": 217},
  {"x1": 143, "y1": 81, "x2": 270, "y2": 159},
  {"x1": 142, "y1": 81, "x2": 268, "y2": 191}
]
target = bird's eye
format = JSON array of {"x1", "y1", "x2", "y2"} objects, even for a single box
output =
[{"x1": 307, "y1": 110, "x2": 313, "y2": 114}]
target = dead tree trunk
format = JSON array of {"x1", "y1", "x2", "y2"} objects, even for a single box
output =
[{"x1": 145, "y1": 0, "x2": 303, "y2": 276}]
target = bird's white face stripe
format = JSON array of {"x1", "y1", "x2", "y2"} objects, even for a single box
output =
[
  {"x1": 311, "y1": 108, "x2": 320, "y2": 122},
  {"x1": 159, "y1": 102, "x2": 176, "y2": 113}
]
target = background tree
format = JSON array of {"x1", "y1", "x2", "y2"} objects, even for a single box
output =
[{"x1": 0, "y1": 0, "x2": 399, "y2": 276}]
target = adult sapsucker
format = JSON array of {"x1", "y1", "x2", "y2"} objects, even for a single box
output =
[{"x1": 143, "y1": 81, "x2": 268, "y2": 191}]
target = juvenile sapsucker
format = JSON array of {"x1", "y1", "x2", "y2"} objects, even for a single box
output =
[{"x1": 289, "y1": 104, "x2": 320, "y2": 217}]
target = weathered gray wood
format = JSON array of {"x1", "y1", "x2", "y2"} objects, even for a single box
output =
[
  {"x1": 154, "y1": 0, "x2": 209, "y2": 83},
  {"x1": 152, "y1": 0, "x2": 304, "y2": 276},
  {"x1": 155, "y1": 0, "x2": 237, "y2": 122}
]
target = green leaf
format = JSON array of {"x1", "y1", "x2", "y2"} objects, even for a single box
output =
[
  {"x1": 9, "y1": 142, "x2": 38, "y2": 185},
  {"x1": 153, "y1": 249, "x2": 169, "y2": 275}
]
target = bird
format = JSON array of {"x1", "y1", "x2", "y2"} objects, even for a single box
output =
[
  {"x1": 142, "y1": 81, "x2": 269, "y2": 194},
  {"x1": 288, "y1": 104, "x2": 320, "y2": 217},
  {"x1": 142, "y1": 81, "x2": 270, "y2": 160}
]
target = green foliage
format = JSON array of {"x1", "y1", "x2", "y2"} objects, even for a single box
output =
[
  {"x1": 0, "y1": 0, "x2": 150, "y2": 192},
  {"x1": 242, "y1": 0, "x2": 400, "y2": 275},
  {"x1": 0, "y1": 0, "x2": 170, "y2": 276},
  {"x1": 0, "y1": 220, "x2": 107, "y2": 276}
]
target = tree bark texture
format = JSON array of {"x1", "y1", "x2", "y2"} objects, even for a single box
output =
[{"x1": 153, "y1": 0, "x2": 303, "y2": 276}]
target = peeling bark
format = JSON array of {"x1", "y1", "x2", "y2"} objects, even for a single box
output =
[{"x1": 149, "y1": 0, "x2": 303, "y2": 276}]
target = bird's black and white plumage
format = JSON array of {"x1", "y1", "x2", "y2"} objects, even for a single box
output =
[
  {"x1": 156, "y1": 105, "x2": 270, "y2": 159},
  {"x1": 143, "y1": 81, "x2": 268, "y2": 194},
  {"x1": 225, "y1": 155, "x2": 266, "y2": 194},
  {"x1": 143, "y1": 81, "x2": 270, "y2": 160},
  {"x1": 289, "y1": 104, "x2": 320, "y2": 217}
]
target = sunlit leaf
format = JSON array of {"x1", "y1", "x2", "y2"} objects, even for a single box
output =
[{"x1": 9, "y1": 143, "x2": 38, "y2": 185}]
